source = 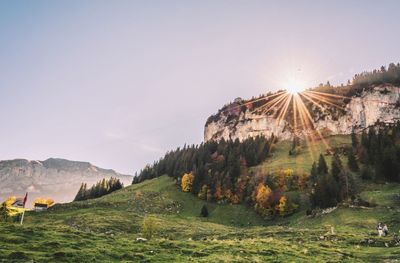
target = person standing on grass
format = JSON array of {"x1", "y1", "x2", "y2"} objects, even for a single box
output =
[
  {"x1": 383, "y1": 224, "x2": 389, "y2": 236},
  {"x1": 377, "y1": 223, "x2": 383, "y2": 237}
]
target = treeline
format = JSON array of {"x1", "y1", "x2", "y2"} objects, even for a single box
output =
[
  {"x1": 355, "y1": 122, "x2": 400, "y2": 182},
  {"x1": 134, "y1": 136, "x2": 302, "y2": 217},
  {"x1": 74, "y1": 177, "x2": 123, "y2": 201},
  {"x1": 352, "y1": 63, "x2": 400, "y2": 86},
  {"x1": 133, "y1": 135, "x2": 272, "y2": 185}
]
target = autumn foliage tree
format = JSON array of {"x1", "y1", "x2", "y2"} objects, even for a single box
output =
[{"x1": 181, "y1": 173, "x2": 194, "y2": 192}]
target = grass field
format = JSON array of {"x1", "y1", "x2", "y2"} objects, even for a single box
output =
[
  {"x1": 1, "y1": 136, "x2": 400, "y2": 262},
  {"x1": 256, "y1": 134, "x2": 351, "y2": 174}
]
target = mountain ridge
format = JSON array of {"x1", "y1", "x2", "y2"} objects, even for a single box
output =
[
  {"x1": 0, "y1": 157, "x2": 132, "y2": 206},
  {"x1": 205, "y1": 83, "x2": 400, "y2": 142}
]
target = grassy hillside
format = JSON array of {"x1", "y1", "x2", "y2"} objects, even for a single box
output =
[
  {"x1": 1, "y1": 136, "x2": 400, "y2": 262},
  {"x1": 257, "y1": 135, "x2": 351, "y2": 174}
]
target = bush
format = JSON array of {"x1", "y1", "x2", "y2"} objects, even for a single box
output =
[
  {"x1": 200, "y1": 205, "x2": 209, "y2": 217},
  {"x1": 142, "y1": 216, "x2": 158, "y2": 239}
]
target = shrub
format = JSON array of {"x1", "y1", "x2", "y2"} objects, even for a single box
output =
[
  {"x1": 200, "y1": 205, "x2": 209, "y2": 217},
  {"x1": 142, "y1": 216, "x2": 158, "y2": 239}
]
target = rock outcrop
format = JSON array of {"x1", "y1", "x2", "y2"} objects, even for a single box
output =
[
  {"x1": 205, "y1": 84, "x2": 400, "y2": 142},
  {"x1": 0, "y1": 158, "x2": 132, "y2": 206}
]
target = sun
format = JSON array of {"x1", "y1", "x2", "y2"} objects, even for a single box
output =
[{"x1": 283, "y1": 78, "x2": 306, "y2": 94}]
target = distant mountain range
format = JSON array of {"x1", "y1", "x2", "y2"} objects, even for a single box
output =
[{"x1": 0, "y1": 158, "x2": 132, "y2": 207}]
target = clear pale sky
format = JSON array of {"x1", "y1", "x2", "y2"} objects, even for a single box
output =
[{"x1": 1, "y1": 0, "x2": 399, "y2": 174}]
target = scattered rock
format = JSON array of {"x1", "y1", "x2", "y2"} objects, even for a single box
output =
[{"x1": 136, "y1": 237, "x2": 147, "y2": 243}]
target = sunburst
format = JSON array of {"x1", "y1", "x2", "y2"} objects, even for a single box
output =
[{"x1": 223, "y1": 83, "x2": 394, "y2": 161}]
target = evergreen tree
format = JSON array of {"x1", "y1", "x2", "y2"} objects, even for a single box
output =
[
  {"x1": 311, "y1": 173, "x2": 340, "y2": 209},
  {"x1": 338, "y1": 171, "x2": 351, "y2": 200},
  {"x1": 351, "y1": 129, "x2": 358, "y2": 149},
  {"x1": 331, "y1": 153, "x2": 343, "y2": 182},
  {"x1": 317, "y1": 154, "x2": 328, "y2": 175},
  {"x1": 73, "y1": 178, "x2": 123, "y2": 201},
  {"x1": 309, "y1": 162, "x2": 318, "y2": 185},
  {"x1": 376, "y1": 146, "x2": 399, "y2": 182},
  {"x1": 347, "y1": 151, "x2": 359, "y2": 172},
  {"x1": 74, "y1": 183, "x2": 86, "y2": 201}
]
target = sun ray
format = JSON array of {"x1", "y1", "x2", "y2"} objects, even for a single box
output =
[
  {"x1": 252, "y1": 92, "x2": 287, "y2": 114},
  {"x1": 306, "y1": 90, "x2": 350, "y2": 100},
  {"x1": 293, "y1": 94, "x2": 317, "y2": 162},
  {"x1": 276, "y1": 94, "x2": 292, "y2": 126},
  {"x1": 269, "y1": 92, "x2": 290, "y2": 117},
  {"x1": 295, "y1": 94, "x2": 330, "y2": 150},
  {"x1": 260, "y1": 92, "x2": 289, "y2": 115},
  {"x1": 299, "y1": 92, "x2": 329, "y2": 112},
  {"x1": 302, "y1": 91, "x2": 345, "y2": 110},
  {"x1": 220, "y1": 90, "x2": 288, "y2": 114}
]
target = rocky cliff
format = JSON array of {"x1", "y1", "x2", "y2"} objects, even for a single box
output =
[
  {"x1": 205, "y1": 84, "x2": 400, "y2": 142},
  {"x1": 0, "y1": 158, "x2": 132, "y2": 206}
]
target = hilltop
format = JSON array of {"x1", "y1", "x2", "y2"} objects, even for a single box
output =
[
  {"x1": 205, "y1": 84, "x2": 400, "y2": 142},
  {"x1": 0, "y1": 158, "x2": 132, "y2": 206}
]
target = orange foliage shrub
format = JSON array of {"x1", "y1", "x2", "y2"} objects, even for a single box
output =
[{"x1": 181, "y1": 172, "x2": 194, "y2": 192}]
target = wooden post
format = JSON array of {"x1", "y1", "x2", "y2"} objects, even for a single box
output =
[{"x1": 20, "y1": 210, "x2": 25, "y2": 225}]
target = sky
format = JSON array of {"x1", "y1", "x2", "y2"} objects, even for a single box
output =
[{"x1": 0, "y1": 0, "x2": 399, "y2": 175}]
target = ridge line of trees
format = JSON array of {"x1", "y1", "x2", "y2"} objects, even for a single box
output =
[{"x1": 74, "y1": 177, "x2": 123, "y2": 201}]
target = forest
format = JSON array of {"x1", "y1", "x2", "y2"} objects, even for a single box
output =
[
  {"x1": 311, "y1": 122, "x2": 400, "y2": 209},
  {"x1": 74, "y1": 177, "x2": 124, "y2": 201}
]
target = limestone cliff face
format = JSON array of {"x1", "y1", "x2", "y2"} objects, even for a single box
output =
[
  {"x1": 205, "y1": 84, "x2": 400, "y2": 142},
  {"x1": 0, "y1": 158, "x2": 132, "y2": 206}
]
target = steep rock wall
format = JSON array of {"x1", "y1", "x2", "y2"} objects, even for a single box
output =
[{"x1": 205, "y1": 85, "x2": 400, "y2": 142}]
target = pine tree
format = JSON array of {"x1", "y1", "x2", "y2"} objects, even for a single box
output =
[
  {"x1": 312, "y1": 173, "x2": 340, "y2": 209},
  {"x1": 338, "y1": 171, "x2": 351, "y2": 200},
  {"x1": 317, "y1": 154, "x2": 328, "y2": 175},
  {"x1": 351, "y1": 129, "x2": 358, "y2": 149},
  {"x1": 74, "y1": 183, "x2": 85, "y2": 201},
  {"x1": 309, "y1": 162, "x2": 318, "y2": 185},
  {"x1": 376, "y1": 146, "x2": 399, "y2": 182},
  {"x1": 347, "y1": 151, "x2": 359, "y2": 172},
  {"x1": 331, "y1": 153, "x2": 343, "y2": 182}
]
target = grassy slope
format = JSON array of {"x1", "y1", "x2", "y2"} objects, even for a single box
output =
[
  {"x1": 1, "y1": 135, "x2": 400, "y2": 262},
  {"x1": 257, "y1": 134, "x2": 351, "y2": 174}
]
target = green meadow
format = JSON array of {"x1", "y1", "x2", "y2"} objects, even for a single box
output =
[{"x1": 1, "y1": 136, "x2": 400, "y2": 262}]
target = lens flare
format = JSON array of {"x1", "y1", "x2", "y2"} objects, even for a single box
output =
[{"x1": 283, "y1": 78, "x2": 306, "y2": 94}]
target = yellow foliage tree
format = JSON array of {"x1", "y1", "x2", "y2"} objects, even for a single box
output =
[
  {"x1": 34, "y1": 198, "x2": 54, "y2": 207},
  {"x1": 255, "y1": 183, "x2": 272, "y2": 208},
  {"x1": 283, "y1": 169, "x2": 294, "y2": 177},
  {"x1": 277, "y1": 195, "x2": 298, "y2": 216},
  {"x1": 277, "y1": 196, "x2": 287, "y2": 215},
  {"x1": 181, "y1": 172, "x2": 194, "y2": 192}
]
